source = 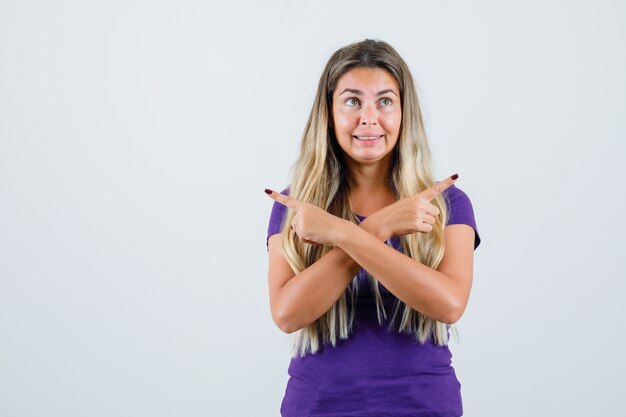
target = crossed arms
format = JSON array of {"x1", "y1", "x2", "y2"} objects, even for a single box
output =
[{"x1": 266, "y1": 180, "x2": 475, "y2": 333}]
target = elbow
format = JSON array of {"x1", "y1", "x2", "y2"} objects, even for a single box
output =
[
  {"x1": 439, "y1": 298, "x2": 467, "y2": 324},
  {"x1": 441, "y1": 311, "x2": 461, "y2": 325},
  {"x1": 271, "y1": 295, "x2": 302, "y2": 334},
  {"x1": 272, "y1": 309, "x2": 300, "y2": 334},
  {"x1": 276, "y1": 320, "x2": 298, "y2": 334}
]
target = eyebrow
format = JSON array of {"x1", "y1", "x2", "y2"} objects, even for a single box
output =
[{"x1": 338, "y1": 88, "x2": 398, "y2": 97}]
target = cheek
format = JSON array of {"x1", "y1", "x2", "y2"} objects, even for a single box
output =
[
  {"x1": 382, "y1": 113, "x2": 402, "y2": 134},
  {"x1": 334, "y1": 112, "x2": 358, "y2": 132}
]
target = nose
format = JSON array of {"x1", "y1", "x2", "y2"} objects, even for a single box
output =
[{"x1": 359, "y1": 103, "x2": 378, "y2": 126}]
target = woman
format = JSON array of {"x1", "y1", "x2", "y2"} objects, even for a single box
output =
[{"x1": 264, "y1": 39, "x2": 481, "y2": 417}]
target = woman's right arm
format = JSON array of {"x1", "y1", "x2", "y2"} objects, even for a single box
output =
[{"x1": 268, "y1": 218, "x2": 385, "y2": 333}]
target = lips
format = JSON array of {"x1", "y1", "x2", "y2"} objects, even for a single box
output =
[{"x1": 353, "y1": 135, "x2": 383, "y2": 141}]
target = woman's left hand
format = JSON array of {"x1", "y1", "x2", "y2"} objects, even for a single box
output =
[{"x1": 265, "y1": 189, "x2": 346, "y2": 246}]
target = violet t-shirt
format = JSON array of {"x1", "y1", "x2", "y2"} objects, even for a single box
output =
[{"x1": 266, "y1": 184, "x2": 480, "y2": 417}]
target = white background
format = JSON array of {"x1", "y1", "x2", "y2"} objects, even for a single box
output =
[{"x1": 1, "y1": 1, "x2": 624, "y2": 416}]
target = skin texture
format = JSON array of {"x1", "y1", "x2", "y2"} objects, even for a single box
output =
[
  {"x1": 266, "y1": 67, "x2": 475, "y2": 333},
  {"x1": 332, "y1": 67, "x2": 402, "y2": 169}
]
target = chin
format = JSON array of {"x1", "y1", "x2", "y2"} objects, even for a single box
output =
[{"x1": 351, "y1": 152, "x2": 392, "y2": 164}]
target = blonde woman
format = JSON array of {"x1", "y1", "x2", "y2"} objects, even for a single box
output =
[{"x1": 264, "y1": 39, "x2": 481, "y2": 417}]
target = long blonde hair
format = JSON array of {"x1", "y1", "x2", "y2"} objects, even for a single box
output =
[{"x1": 280, "y1": 39, "x2": 453, "y2": 358}]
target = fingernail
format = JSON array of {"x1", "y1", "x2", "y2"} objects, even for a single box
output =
[
  {"x1": 451, "y1": 174, "x2": 459, "y2": 180},
  {"x1": 264, "y1": 188, "x2": 272, "y2": 195}
]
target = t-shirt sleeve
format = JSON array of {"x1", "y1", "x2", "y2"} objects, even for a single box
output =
[
  {"x1": 443, "y1": 184, "x2": 481, "y2": 250},
  {"x1": 266, "y1": 187, "x2": 290, "y2": 251}
]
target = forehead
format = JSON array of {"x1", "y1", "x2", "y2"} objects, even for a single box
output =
[{"x1": 334, "y1": 67, "x2": 399, "y2": 95}]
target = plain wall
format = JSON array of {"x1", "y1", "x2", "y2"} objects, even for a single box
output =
[{"x1": 1, "y1": 1, "x2": 624, "y2": 416}]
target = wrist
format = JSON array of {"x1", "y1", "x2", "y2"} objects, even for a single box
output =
[
  {"x1": 333, "y1": 218, "x2": 359, "y2": 247},
  {"x1": 358, "y1": 217, "x2": 388, "y2": 242}
]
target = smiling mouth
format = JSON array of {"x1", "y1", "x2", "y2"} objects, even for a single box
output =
[{"x1": 353, "y1": 135, "x2": 383, "y2": 141}]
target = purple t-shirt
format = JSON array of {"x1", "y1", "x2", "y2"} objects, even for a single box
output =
[{"x1": 266, "y1": 184, "x2": 480, "y2": 417}]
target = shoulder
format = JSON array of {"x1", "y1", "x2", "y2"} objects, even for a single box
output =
[
  {"x1": 442, "y1": 183, "x2": 469, "y2": 204},
  {"x1": 442, "y1": 184, "x2": 474, "y2": 217},
  {"x1": 269, "y1": 187, "x2": 290, "y2": 219},
  {"x1": 442, "y1": 184, "x2": 481, "y2": 250},
  {"x1": 266, "y1": 187, "x2": 290, "y2": 250}
]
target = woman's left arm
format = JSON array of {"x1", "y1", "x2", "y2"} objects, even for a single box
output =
[{"x1": 333, "y1": 221, "x2": 475, "y2": 324}]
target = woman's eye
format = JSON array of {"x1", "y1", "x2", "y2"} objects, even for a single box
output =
[
  {"x1": 346, "y1": 98, "x2": 360, "y2": 106},
  {"x1": 380, "y1": 98, "x2": 392, "y2": 106}
]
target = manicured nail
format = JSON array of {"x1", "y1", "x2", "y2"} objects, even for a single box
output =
[
  {"x1": 451, "y1": 174, "x2": 459, "y2": 180},
  {"x1": 264, "y1": 188, "x2": 272, "y2": 195}
]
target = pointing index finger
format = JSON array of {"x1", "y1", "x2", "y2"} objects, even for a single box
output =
[
  {"x1": 422, "y1": 173, "x2": 459, "y2": 201},
  {"x1": 264, "y1": 188, "x2": 304, "y2": 211}
]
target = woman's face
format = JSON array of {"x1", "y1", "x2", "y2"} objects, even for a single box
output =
[{"x1": 331, "y1": 67, "x2": 402, "y2": 167}]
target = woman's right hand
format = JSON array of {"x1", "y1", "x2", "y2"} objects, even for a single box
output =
[{"x1": 366, "y1": 174, "x2": 458, "y2": 240}]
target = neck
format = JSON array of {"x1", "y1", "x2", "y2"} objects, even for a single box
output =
[{"x1": 345, "y1": 156, "x2": 390, "y2": 193}]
